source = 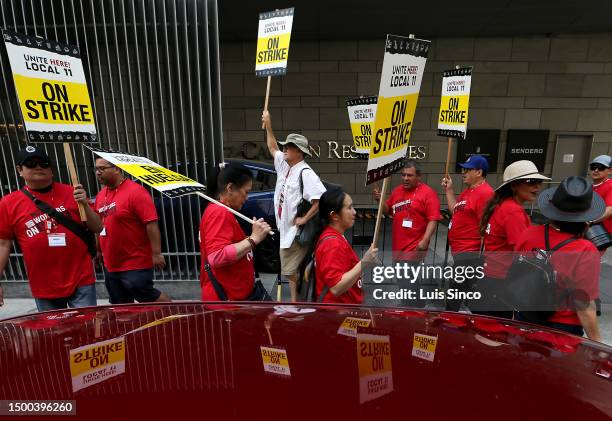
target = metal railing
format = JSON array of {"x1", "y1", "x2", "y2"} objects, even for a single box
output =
[{"x1": 0, "y1": 0, "x2": 223, "y2": 283}]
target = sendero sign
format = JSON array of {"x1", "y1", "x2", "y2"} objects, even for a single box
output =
[
  {"x1": 2, "y1": 30, "x2": 96, "y2": 142},
  {"x1": 366, "y1": 35, "x2": 430, "y2": 184},
  {"x1": 255, "y1": 8, "x2": 294, "y2": 77}
]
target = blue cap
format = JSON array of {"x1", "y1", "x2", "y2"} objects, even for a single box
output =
[{"x1": 459, "y1": 154, "x2": 489, "y2": 172}]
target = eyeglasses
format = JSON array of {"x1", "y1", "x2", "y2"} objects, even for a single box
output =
[
  {"x1": 94, "y1": 166, "x2": 114, "y2": 173},
  {"x1": 22, "y1": 160, "x2": 50, "y2": 169},
  {"x1": 523, "y1": 179, "x2": 543, "y2": 185},
  {"x1": 460, "y1": 168, "x2": 476, "y2": 174},
  {"x1": 590, "y1": 164, "x2": 607, "y2": 171}
]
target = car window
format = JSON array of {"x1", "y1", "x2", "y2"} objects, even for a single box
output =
[{"x1": 250, "y1": 169, "x2": 276, "y2": 192}]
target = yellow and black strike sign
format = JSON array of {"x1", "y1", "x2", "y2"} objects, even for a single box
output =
[
  {"x1": 2, "y1": 30, "x2": 96, "y2": 143},
  {"x1": 412, "y1": 333, "x2": 438, "y2": 362},
  {"x1": 337, "y1": 316, "x2": 372, "y2": 337},
  {"x1": 356, "y1": 327, "x2": 393, "y2": 404},
  {"x1": 88, "y1": 147, "x2": 206, "y2": 198},
  {"x1": 69, "y1": 337, "x2": 125, "y2": 392},
  {"x1": 255, "y1": 8, "x2": 294, "y2": 77},
  {"x1": 366, "y1": 35, "x2": 430, "y2": 185},
  {"x1": 438, "y1": 67, "x2": 472, "y2": 139},
  {"x1": 347, "y1": 96, "x2": 377, "y2": 156},
  {"x1": 260, "y1": 345, "x2": 291, "y2": 377}
]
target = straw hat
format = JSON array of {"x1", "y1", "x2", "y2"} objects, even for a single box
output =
[{"x1": 496, "y1": 160, "x2": 551, "y2": 191}]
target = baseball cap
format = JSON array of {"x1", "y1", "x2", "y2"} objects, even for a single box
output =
[
  {"x1": 458, "y1": 154, "x2": 489, "y2": 173},
  {"x1": 589, "y1": 155, "x2": 611, "y2": 168},
  {"x1": 16, "y1": 145, "x2": 50, "y2": 165}
]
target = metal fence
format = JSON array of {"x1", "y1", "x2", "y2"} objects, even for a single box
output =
[{"x1": 0, "y1": 0, "x2": 223, "y2": 282}]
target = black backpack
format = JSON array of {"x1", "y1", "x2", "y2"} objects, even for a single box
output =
[
  {"x1": 504, "y1": 225, "x2": 578, "y2": 323},
  {"x1": 297, "y1": 235, "x2": 335, "y2": 302}
]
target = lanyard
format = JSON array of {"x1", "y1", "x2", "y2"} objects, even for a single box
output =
[{"x1": 278, "y1": 167, "x2": 291, "y2": 219}]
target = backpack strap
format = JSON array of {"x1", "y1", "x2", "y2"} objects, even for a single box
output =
[
  {"x1": 298, "y1": 167, "x2": 312, "y2": 201},
  {"x1": 313, "y1": 235, "x2": 337, "y2": 302},
  {"x1": 545, "y1": 224, "x2": 580, "y2": 253},
  {"x1": 20, "y1": 187, "x2": 97, "y2": 258},
  {"x1": 203, "y1": 260, "x2": 229, "y2": 301}
]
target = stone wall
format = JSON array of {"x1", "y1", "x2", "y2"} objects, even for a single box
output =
[{"x1": 220, "y1": 34, "x2": 612, "y2": 206}]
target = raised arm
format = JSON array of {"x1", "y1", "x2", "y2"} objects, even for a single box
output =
[{"x1": 261, "y1": 110, "x2": 279, "y2": 156}]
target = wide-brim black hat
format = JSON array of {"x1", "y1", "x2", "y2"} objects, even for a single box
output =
[{"x1": 538, "y1": 176, "x2": 605, "y2": 223}]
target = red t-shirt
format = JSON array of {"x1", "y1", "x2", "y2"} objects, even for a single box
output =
[
  {"x1": 483, "y1": 198, "x2": 531, "y2": 278},
  {"x1": 199, "y1": 203, "x2": 254, "y2": 301},
  {"x1": 386, "y1": 183, "x2": 441, "y2": 260},
  {"x1": 315, "y1": 226, "x2": 363, "y2": 304},
  {"x1": 515, "y1": 225, "x2": 600, "y2": 326},
  {"x1": 448, "y1": 182, "x2": 493, "y2": 254},
  {"x1": 0, "y1": 183, "x2": 95, "y2": 298},
  {"x1": 593, "y1": 178, "x2": 612, "y2": 234},
  {"x1": 95, "y1": 179, "x2": 158, "y2": 272}
]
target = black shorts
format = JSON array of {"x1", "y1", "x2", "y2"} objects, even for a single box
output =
[{"x1": 104, "y1": 268, "x2": 161, "y2": 304}]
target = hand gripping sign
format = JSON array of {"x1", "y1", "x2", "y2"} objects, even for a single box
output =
[
  {"x1": 366, "y1": 35, "x2": 430, "y2": 247},
  {"x1": 256, "y1": 7, "x2": 294, "y2": 121},
  {"x1": 365, "y1": 35, "x2": 430, "y2": 185},
  {"x1": 346, "y1": 96, "x2": 377, "y2": 157},
  {"x1": 3, "y1": 30, "x2": 97, "y2": 221},
  {"x1": 2, "y1": 30, "x2": 96, "y2": 143}
]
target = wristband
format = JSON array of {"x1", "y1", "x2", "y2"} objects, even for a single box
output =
[{"x1": 246, "y1": 236, "x2": 257, "y2": 249}]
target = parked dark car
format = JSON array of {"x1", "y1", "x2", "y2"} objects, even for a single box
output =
[{"x1": 0, "y1": 303, "x2": 610, "y2": 419}]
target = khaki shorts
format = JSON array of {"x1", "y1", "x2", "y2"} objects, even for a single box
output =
[{"x1": 280, "y1": 240, "x2": 309, "y2": 277}]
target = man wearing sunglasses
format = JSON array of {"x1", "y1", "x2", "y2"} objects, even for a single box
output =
[
  {"x1": 589, "y1": 155, "x2": 612, "y2": 233},
  {"x1": 0, "y1": 146, "x2": 102, "y2": 310}
]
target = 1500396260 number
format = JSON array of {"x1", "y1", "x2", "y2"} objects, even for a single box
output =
[{"x1": 0, "y1": 400, "x2": 76, "y2": 416}]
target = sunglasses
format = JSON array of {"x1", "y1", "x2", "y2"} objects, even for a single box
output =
[
  {"x1": 22, "y1": 160, "x2": 51, "y2": 169},
  {"x1": 590, "y1": 164, "x2": 607, "y2": 171},
  {"x1": 522, "y1": 179, "x2": 543, "y2": 185}
]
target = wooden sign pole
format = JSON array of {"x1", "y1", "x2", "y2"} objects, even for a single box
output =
[
  {"x1": 372, "y1": 177, "x2": 389, "y2": 247},
  {"x1": 261, "y1": 76, "x2": 272, "y2": 129},
  {"x1": 63, "y1": 143, "x2": 87, "y2": 221},
  {"x1": 444, "y1": 137, "x2": 454, "y2": 178}
]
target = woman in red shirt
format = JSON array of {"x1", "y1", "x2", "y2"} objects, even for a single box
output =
[
  {"x1": 314, "y1": 189, "x2": 378, "y2": 304},
  {"x1": 199, "y1": 163, "x2": 272, "y2": 301},
  {"x1": 515, "y1": 176, "x2": 604, "y2": 341},
  {"x1": 476, "y1": 160, "x2": 550, "y2": 318}
]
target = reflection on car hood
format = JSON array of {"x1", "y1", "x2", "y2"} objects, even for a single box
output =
[{"x1": 0, "y1": 303, "x2": 611, "y2": 420}]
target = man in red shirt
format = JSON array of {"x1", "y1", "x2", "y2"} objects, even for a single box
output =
[
  {"x1": 0, "y1": 146, "x2": 103, "y2": 311},
  {"x1": 374, "y1": 160, "x2": 441, "y2": 307},
  {"x1": 94, "y1": 157, "x2": 170, "y2": 304},
  {"x1": 589, "y1": 155, "x2": 612, "y2": 233},
  {"x1": 515, "y1": 176, "x2": 604, "y2": 341},
  {"x1": 442, "y1": 154, "x2": 494, "y2": 311}
]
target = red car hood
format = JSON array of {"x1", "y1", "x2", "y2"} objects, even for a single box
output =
[{"x1": 0, "y1": 303, "x2": 610, "y2": 420}]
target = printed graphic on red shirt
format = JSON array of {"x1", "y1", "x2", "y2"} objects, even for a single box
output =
[
  {"x1": 515, "y1": 225, "x2": 600, "y2": 326},
  {"x1": 449, "y1": 182, "x2": 494, "y2": 254},
  {"x1": 593, "y1": 178, "x2": 612, "y2": 234},
  {"x1": 385, "y1": 183, "x2": 441, "y2": 260},
  {"x1": 95, "y1": 179, "x2": 158, "y2": 272},
  {"x1": 315, "y1": 226, "x2": 363, "y2": 304},
  {"x1": 200, "y1": 203, "x2": 254, "y2": 301},
  {"x1": 0, "y1": 183, "x2": 94, "y2": 298}
]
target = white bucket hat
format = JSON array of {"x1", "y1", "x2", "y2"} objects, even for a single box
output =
[{"x1": 496, "y1": 160, "x2": 551, "y2": 191}]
